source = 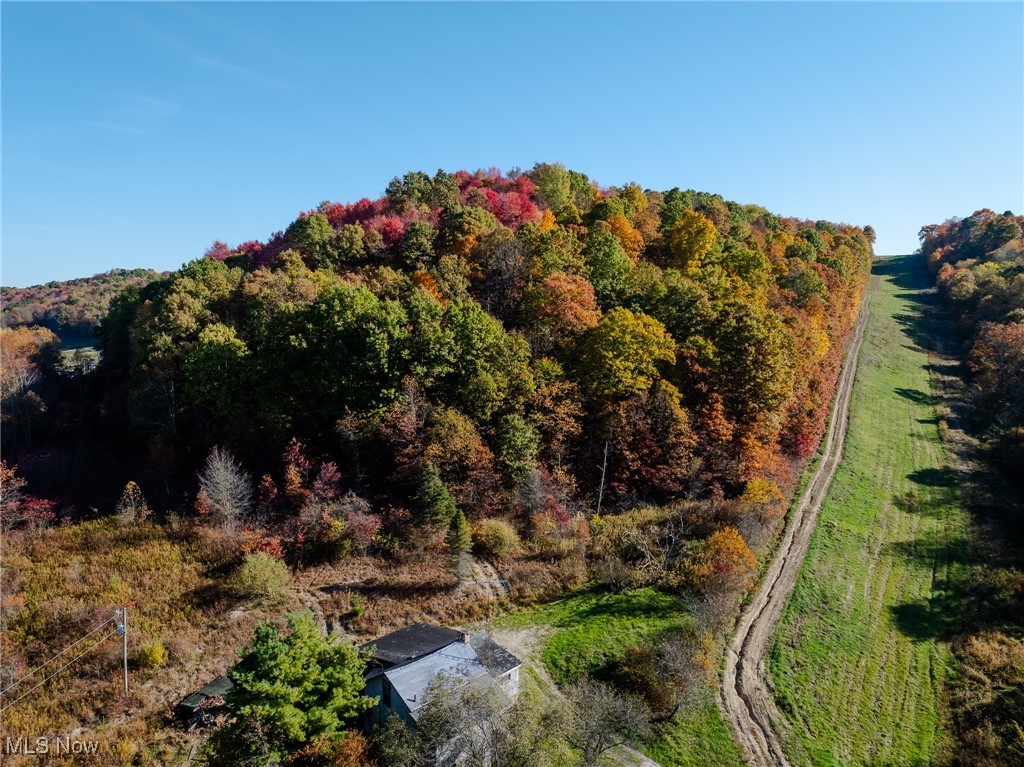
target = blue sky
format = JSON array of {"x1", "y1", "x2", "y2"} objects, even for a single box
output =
[{"x1": 2, "y1": 2, "x2": 1022, "y2": 287}]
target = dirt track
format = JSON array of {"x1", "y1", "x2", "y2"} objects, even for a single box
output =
[{"x1": 720, "y1": 287, "x2": 873, "y2": 767}]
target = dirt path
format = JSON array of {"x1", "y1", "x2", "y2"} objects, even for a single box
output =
[{"x1": 720, "y1": 286, "x2": 873, "y2": 767}]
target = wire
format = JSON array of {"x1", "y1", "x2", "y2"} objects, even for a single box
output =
[
  {"x1": 0, "y1": 615, "x2": 116, "y2": 697},
  {"x1": 0, "y1": 629, "x2": 117, "y2": 714}
]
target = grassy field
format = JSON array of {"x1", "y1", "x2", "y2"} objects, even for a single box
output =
[
  {"x1": 769, "y1": 255, "x2": 968, "y2": 767},
  {"x1": 495, "y1": 588, "x2": 746, "y2": 767}
]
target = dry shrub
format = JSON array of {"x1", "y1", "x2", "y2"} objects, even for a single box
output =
[
  {"x1": 162, "y1": 635, "x2": 195, "y2": 664},
  {"x1": 137, "y1": 640, "x2": 168, "y2": 669},
  {"x1": 472, "y1": 518, "x2": 521, "y2": 559},
  {"x1": 693, "y1": 585, "x2": 742, "y2": 635},
  {"x1": 962, "y1": 631, "x2": 1024, "y2": 681},
  {"x1": 592, "y1": 554, "x2": 634, "y2": 589},
  {"x1": 960, "y1": 721, "x2": 1010, "y2": 767},
  {"x1": 950, "y1": 630, "x2": 1024, "y2": 766},
  {"x1": 505, "y1": 555, "x2": 589, "y2": 605},
  {"x1": 321, "y1": 588, "x2": 360, "y2": 619},
  {"x1": 230, "y1": 551, "x2": 292, "y2": 601}
]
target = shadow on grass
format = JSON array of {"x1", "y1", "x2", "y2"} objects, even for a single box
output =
[
  {"x1": 875, "y1": 255, "x2": 952, "y2": 352},
  {"x1": 907, "y1": 467, "x2": 959, "y2": 487},
  {"x1": 873, "y1": 255, "x2": 928, "y2": 291},
  {"x1": 891, "y1": 601, "x2": 945, "y2": 642},
  {"x1": 895, "y1": 387, "x2": 939, "y2": 406},
  {"x1": 892, "y1": 490, "x2": 956, "y2": 519},
  {"x1": 886, "y1": 527, "x2": 972, "y2": 567},
  {"x1": 883, "y1": 524, "x2": 1020, "y2": 643},
  {"x1": 560, "y1": 589, "x2": 682, "y2": 626}
]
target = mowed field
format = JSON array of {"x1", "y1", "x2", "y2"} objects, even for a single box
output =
[{"x1": 769, "y1": 255, "x2": 967, "y2": 766}]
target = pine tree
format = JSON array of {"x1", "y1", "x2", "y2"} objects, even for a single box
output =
[
  {"x1": 415, "y1": 463, "x2": 458, "y2": 527},
  {"x1": 215, "y1": 611, "x2": 374, "y2": 763},
  {"x1": 446, "y1": 509, "x2": 472, "y2": 555}
]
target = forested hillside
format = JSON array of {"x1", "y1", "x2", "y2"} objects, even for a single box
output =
[
  {"x1": 921, "y1": 209, "x2": 1024, "y2": 483},
  {"x1": 0, "y1": 165, "x2": 873, "y2": 765},
  {"x1": 1, "y1": 268, "x2": 163, "y2": 340},
  {"x1": 90, "y1": 166, "x2": 871, "y2": 516},
  {"x1": 919, "y1": 210, "x2": 1024, "y2": 766}
]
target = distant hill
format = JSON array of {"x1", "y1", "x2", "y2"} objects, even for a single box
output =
[{"x1": 1, "y1": 268, "x2": 165, "y2": 341}]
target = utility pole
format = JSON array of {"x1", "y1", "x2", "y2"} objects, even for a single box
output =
[
  {"x1": 115, "y1": 607, "x2": 128, "y2": 696},
  {"x1": 596, "y1": 440, "x2": 609, "y2": 516}
]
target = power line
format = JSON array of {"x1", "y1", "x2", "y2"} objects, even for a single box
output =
[
  {"x1": 0, "y1": 629, "x2": 118, "y2": 714},
  {"x1": 0, "y1": 614, "x2": 116, "y2": 697}
]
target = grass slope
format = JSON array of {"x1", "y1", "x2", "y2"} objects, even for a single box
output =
[
  {"x1": 497, "y1": 588, "x2": 746, "y2": 767},
  {"x1": 769, "y1": 255, "x2": 967, "y2": 767}
]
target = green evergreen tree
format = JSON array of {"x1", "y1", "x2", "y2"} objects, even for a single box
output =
[
  {"x1": 415, "y1": 463, "x2": 458, "y2": 527},
  {"x1": 221, "y1": 610, "x2": 374, "y2": 762},
  {"x1": 494, "y1": 413, "x2": 540, "y2": 484},
  {"x1": 446, "y1": 508, "x2": 472, "y2": 555}
]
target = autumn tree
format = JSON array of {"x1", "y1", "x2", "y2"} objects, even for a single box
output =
[
  {"x1": 0, "y1": 326, "x2": 57, "y2": 445},
  {"x1": 668, "y1": 210, "x2": 717, "y2": 272},
  {"x1": 607, "y1": 214, "x2": 644, "y2": 263},
  {"x1": 605, "y1": 381, "x2": 696, "y2": 499},
  {"x1": 969, "y1": 321, "x2": 1024, "y2": 427},
  {"x1": 577, "y1": 308, "x2": 676, "y2": 401},
  {"x1": 526, "y1": 272, "x2": 601, "y2": 349},
  {"x1": 687, "y1": 526, "x2": 757, "y2": 591},
  {"x1": 0, "y1": 460, "x2": 26, "y2": 529},
  {"x1": 423, "y1": 407, "x2": 498, "y2": 506}
]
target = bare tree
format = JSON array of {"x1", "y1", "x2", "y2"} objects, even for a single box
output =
[
  {"x1": 618, "y1": 512, "x2": 690, "y2": 583},
  {"x1": 566, "y1": 679, "x2": 650, "y2": 767},
  {"x1": 116, "y1": 481, "x2": 150, "y2": 525},
  {"x1": 477, "y1": 238, "x2": 528, "y2": 322},
  {"x1": 198, "y1": 446, "x2": 253, "y2": 532},
  {"x1": 378, "y1": 674, "x2": 566, "y2": 767},
  {"x1": 657, "y1": 630, "x2": 715, "y2": 711}
]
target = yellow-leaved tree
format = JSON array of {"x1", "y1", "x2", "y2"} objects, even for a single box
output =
[{"x1": 668, "y1": 210, "x2": 717, "y2": 272}]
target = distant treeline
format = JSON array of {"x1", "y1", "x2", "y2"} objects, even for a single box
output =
[
  {"x1": 1, "y1": 268, "x2": 164, "y2": 340},
  {"x1": 921, "y1": 208, "x2": 1024, "y2": 482}
]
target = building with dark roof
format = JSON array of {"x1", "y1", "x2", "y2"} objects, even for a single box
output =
[{"x1": 361, "y1": 623, "x2": 521, "y2": 729}]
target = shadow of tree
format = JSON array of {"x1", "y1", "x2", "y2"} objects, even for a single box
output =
[
  {"x1": 907, "y1": 467, "x2": 958, "y2": 487},
  {"x1": 895, "y1": 387, "x2": 939, "y2": 406}
]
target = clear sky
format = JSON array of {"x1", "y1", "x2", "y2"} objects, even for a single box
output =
[{"x1": 2, "y1": 2, "x2": 1022, "y2": 287}]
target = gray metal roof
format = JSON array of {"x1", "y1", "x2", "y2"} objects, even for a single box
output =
[
  {"x1": 362, "y1": 622, "x2": 463, "y2": 668},
  {"x1": 384, "y1": 640, "x2": 488, "y2": 716},
  {"x1": 469, "y1": 631, "x2": 521, "y2": 677}
]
